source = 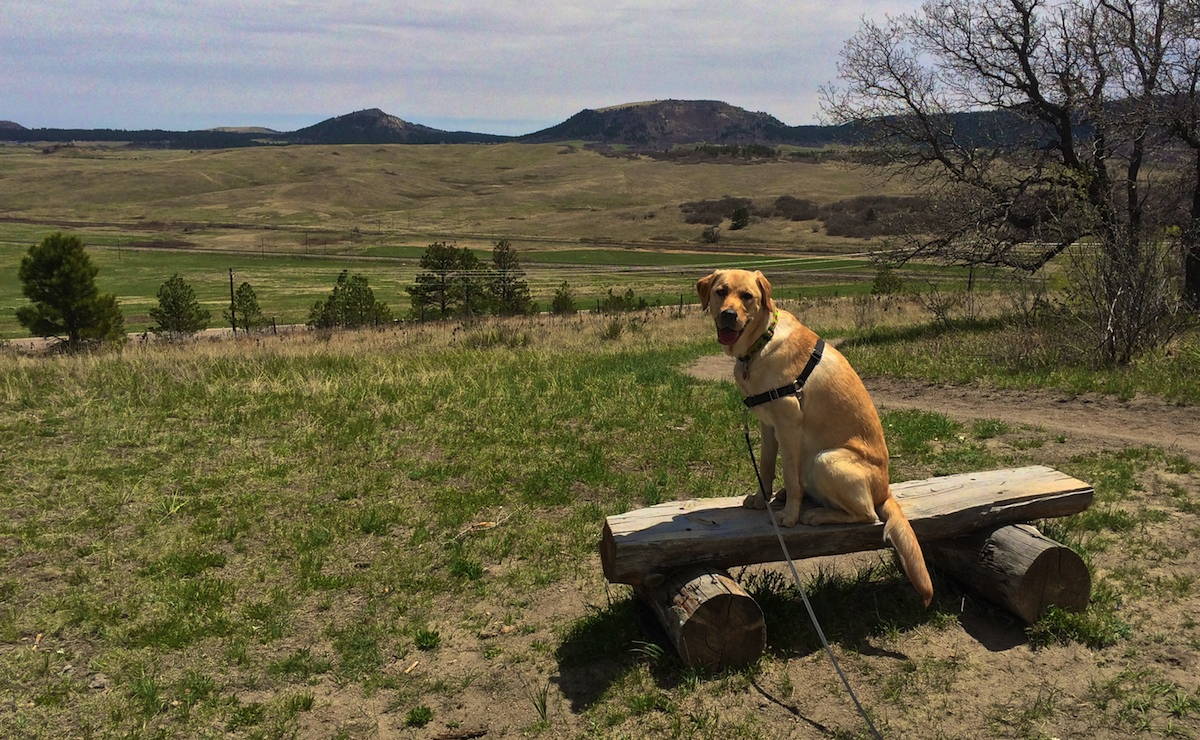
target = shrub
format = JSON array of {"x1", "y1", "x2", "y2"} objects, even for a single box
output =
[
  {"x1": 679, "y1": 196, "x2": 751, "y2": 225},
  {"x1": 730, "y1": 206, "x2": 751, "y2": 230},
  {"x1": 871, "y1": 265, "x2": 904, "y2": 296},
  {"x1": 818, "y1": 195, "x2": 932, "y2": 238},
  {"x1": 771, "y1": 195, "x2": 819, "y2": 221},
  {"x1": 1064, "y1": 238, "x2": 1192, "y2": 366},
  {"x1": 598, "y1": 288, "x2": 648, "y2": 313}
]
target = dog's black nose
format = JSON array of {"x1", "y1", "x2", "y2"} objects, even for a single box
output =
[{"x1": 719, "y1": 309, "x2": 738, "y2": 326}]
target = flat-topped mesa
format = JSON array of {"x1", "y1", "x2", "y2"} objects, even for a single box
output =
[{"x1": 600, "y1": 465, "x2": 1093, "y2": 586}]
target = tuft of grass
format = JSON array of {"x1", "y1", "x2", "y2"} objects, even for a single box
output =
[
  {"x1": 177, "y1": 670, "x2": 215, "y2": 711},
  {"x1": 405, "y1": 705, "x2": 433, "y2": 728},
  {"x1": 226, "y1": 700, "x2": 266, "y2": 731},
  {"x1": 414, "y1": 628, "x2": 441, "y2": 651},
  {"x1": 283, "y1": 692, "x2": 316, "y2": 714},
  {"x1": 1027, "y1": 585, "x2": 1131, "y2": 650},
  {"x1": 599, "y1": 318, "x2": 625, "y2": 341},
  {"x1": 269, "y1": 648, "x2": 332, "y2": 679},
  {"x1": 128, "y1": 673, "x2": 167, "y2": 718},
  {"x1": 970, "y1": 418, "x2": 1010, "y2": 439},
  {"x1": 525, "y1": 678, "x2": 551, "y2": 725},
  {"x1": 329, "y1": 623, "x2": 383, "y2": 676},
  {"x1": 461, "y1": 325, "x2": 532, "y2": 349}
]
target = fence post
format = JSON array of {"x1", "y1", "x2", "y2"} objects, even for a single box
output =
[{"x1": 228, "y1": 268, "x2": 236, "y2": 336}]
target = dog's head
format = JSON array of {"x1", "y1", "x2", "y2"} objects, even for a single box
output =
[{"x1": 695, "y1": 269, "x2": 774, "y2": 347}]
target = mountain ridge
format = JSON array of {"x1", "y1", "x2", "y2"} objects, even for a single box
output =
[{"x1": 0, "y1": 100, "x2": 1030, "y2": 149}]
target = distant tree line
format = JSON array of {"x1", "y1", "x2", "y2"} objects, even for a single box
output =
[{"x1": 12, "y1": 233, "x2": 658, "y2": 351}]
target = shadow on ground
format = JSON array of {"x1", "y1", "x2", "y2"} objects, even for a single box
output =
[{"x1": 552, "y1": 561, "x2": 1028, "y2": 716}]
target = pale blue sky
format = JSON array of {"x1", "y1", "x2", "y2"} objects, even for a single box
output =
[{"x1": 1, "y1": 1, "x2": 918, "y2": 134}]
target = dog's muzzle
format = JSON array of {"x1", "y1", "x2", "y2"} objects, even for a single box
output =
[{"x1": 716, "y1": 309, "x2": 743, "y2": 345}]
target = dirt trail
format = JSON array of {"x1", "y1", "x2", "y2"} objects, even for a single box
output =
[{"x1": 682, "y1": 354, "x2": 1200, "y2": 459}]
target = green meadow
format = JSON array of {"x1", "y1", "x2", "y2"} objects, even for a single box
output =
[{"x1": 1, "y1": 308, "x2": 1197, "y2": 737}]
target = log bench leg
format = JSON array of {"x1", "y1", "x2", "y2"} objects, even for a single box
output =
[
  {"x1": 634, "y1": 565, "x2": 765, "y2": 670},
  {"x1": 924, "y1": 523, "x2": 1091, "y2": 624}
]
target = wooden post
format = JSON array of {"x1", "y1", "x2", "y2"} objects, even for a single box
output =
[
  {"x1": 635, "y1": 565, "x2": 764, "y2": 670},
  {"x1": 228, "y1": 268, "x2": 236, "y2": 335},
  {"x1": 924, "y1": 524, "x2": 1090, "y2": 624}
]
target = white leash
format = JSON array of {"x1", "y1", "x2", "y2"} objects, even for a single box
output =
[{"x1": 742, "y1": 423, "x2": 884, "y2": 740}]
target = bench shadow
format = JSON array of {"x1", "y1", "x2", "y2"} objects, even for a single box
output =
[{"x1": 553, "y1": 560, "x2": 1028, "y2": 717}]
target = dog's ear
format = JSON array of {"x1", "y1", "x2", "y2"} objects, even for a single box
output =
[
  {"x1": 755, "y1": 271, "x2": 774, "y2": 311},
  {"x1": 696, "y1": 271, "x2": 718, "y2": 310}
]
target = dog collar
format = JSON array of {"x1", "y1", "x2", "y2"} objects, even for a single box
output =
[
  {"x1": 742, "y1": 338, "x2": 825, "y2": 408},
  {"x1": 735, "y1": 310, "x2": 779, "y2": 379}
]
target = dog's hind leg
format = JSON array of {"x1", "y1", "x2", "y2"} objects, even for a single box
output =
[
  {"x1": 743, "y1": 423, "x2": 778, "y2": 509},
  {"x1": 799, "y1": 448, "x2": 878, "y2": 526}
]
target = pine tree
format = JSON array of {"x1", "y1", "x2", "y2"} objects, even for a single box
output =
[
  {"x1": 407, "y1": 242, "x2": 460, "y2": 319},
  {"x1": 550, "y1": 281, "x2": 577, "y2": 315},
  {"x1": 308, "y1": 271, "x2": 392, "y2": 329},
  {"x1": 456, "y1": 248, "x2": 487, "y2": 317},
  {"x1": 407, "y1": 242, "x2": 488, "y2": 318},
  {"x1": 16, "y1": 232, "x2": 124, "y2": 349},
  {"x1": 487, "y1": 240, "x2": 533, "y2": 315},
  {"x1": 150, "y1": 274, "x2": 210, "y2": 336},
  {"x1": 223, "y1": 282, "x2": 265, "y2": 332}
]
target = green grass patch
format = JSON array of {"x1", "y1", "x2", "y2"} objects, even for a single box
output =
[{"x1": 840, "y1": 317, "x2": 1200, "y2": 404}]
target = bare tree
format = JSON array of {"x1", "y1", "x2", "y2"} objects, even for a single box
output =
[
  {"x1": 823, "y1": 0, "x2": 1192, "y2": 361},
  {"x1": 822, "y1": 0, "x2": 1177, "y2": 265},
  {"x1": 1160, "y1": 0, "x2": 1200, "y2": 305}
]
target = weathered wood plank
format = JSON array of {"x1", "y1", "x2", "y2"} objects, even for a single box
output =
[{"x1": 601, "y1": 466, "x2": 1092, "y2": 585}]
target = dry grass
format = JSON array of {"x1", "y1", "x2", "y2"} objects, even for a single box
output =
[{"x1": 0, "y1": 142, "x2": 908, "y2": 253}]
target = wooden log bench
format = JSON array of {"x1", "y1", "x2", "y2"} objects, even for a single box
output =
[{"x1": 600, "y1": 465, "x2": 1093, "y2": 670}]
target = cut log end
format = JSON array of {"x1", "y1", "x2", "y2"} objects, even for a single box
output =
[
  {"x1": 925, "y1": 523, "x2": 1090, "y2": 624},
  {"x1": 636, "y1": 566, "x2": 764, "y2": 670}
]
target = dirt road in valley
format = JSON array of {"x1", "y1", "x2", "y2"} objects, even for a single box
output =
[{"x1": 682, "y1": 354, "x2": 1200, "y2": 459}]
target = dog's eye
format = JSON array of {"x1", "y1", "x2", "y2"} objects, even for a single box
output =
[
  {"x1": 715, "y1": 287, "x2": 729, "y2": 297},
  {"x1": 740, "y1": 292, "x2": 754, "y2": 302}
]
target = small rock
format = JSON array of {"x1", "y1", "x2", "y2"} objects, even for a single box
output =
[{"x1": 88, "y1": 673, "x2": 109, "y2": 690}]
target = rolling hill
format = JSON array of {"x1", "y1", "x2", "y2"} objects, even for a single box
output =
[
  {"x1": 521, "y1": 99, "x2": 856, "y2": 146},
  {"x1": 282, "y1": 108, "x2": 509, "y2": 145}
]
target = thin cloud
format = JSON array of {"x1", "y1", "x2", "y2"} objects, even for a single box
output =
[{"x1": 1, "y1": 0, "x2": 920, "y2": 134}]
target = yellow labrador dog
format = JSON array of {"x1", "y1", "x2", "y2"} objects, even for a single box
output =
[{"x1": 697, "y1": 269, "x2": 933, "y2": 606}]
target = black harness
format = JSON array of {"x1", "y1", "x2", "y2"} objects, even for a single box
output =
[{"x1": 742, "y1": 338, "x2": 825, "y2": 408}]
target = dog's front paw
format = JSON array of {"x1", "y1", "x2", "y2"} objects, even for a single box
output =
[
  {"x1": 799, "y1": 508, "x2": 822, "y2": 526},
  {"x1": 742, "y1": 491, "x2": 767, "y2": 509},
  {"x1": 779, "y1": 508, "x2": 802, "y2": 527}
]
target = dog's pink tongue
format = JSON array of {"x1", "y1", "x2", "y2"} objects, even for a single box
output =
[{"x1": 717, "y1": 328, "x2": 741, "y2": 346}]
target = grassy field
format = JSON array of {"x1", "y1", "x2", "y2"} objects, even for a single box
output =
[
  {"x1": 0, "y1": 236, "x2": 990, "y2": 339},
  {"x1": 1, "y1": 307, "x2": 1197, "y2": 738},
  {"x1": 0, "y1": 142, "x2": 904, "y2": 253}
]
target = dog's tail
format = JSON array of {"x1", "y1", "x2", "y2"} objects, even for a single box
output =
[{"x1": 876, "y1": 496, "x2": 934, "y2": 607}]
